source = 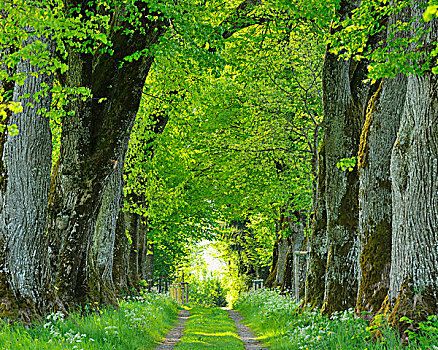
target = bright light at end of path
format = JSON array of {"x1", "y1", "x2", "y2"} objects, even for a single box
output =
[{"x1": 199, "y1": 240, "x2": 226, "y2": 274}]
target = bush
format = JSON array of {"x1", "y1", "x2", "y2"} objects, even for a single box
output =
[{"x1": 188, "y1": 277, "x2": 228, "y2": 307}]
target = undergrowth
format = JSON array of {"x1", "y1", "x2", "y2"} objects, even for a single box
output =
[
  {"x1": 235, "y1": 290, "x2": 438, "y2": 350},
  {"x1": 0, "y1": 293, "x2": 178, "y2": 349}
]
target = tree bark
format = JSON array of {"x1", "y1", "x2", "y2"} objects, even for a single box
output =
[
  {"x1": 389, "y1": 4, "x2": 438, "y2": 328},
  {"x1": 0, "y1": 34, "x2": 55, "y2": 319},
  {"x1": 88, "y1": 152, "x2": 125, "y2": 305},
  {"x1": 322, "y1": 0, "x2": 371, "y2": 314},
  {"x1": 281, "y1": 212, "x2": 305, "y2": 295},
  {"x1": 265, "y1": 237, "x2": 279, "y2": 288},
  {"x1": 356, "y1": 73, "x2": 407, "y2": 314},
  {"x1": 46, "y1": 2, "x2": 165, "y2": 308},
  {"x1": 112, "y1": 210, "x2": 130, "y2": 295},
  {"x1": 305, "y1": 142, "x2": 327, "y2": 308},
  {"x1": 127, "y1": 210, "x2": 140, "y2": 290}
]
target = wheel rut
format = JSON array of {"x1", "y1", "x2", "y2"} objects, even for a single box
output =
[
  {"x1": 155, "y1": 309, "x2": 189, "y2": 350},
  {"x1": 226, "y1": 309, "x2": 267, "y2": 350},
  {"x1": 155, "y1": 308, "x2": 267, "y2": 349}
]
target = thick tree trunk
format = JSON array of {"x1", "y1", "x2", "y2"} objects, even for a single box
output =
[
  {"x1": 112, "y1": 210, "x2": 130, "y2": 295},
  {"x1": 322, "y1": 0, "x2": 371, "y2": 314},
  {"x1": 305, "y1": 142, "x2": 327, "y2": 308},
  {"x1": 281, "y1": 212, "x2": 305, "y2": 295},
  {"x1": 389, "y1": 5, "x2": 438, "y2": 328},
  {"x1": 127, "y1": 210, "x2": 140, "y2": 290},
  {"x1": 275, "y1": 236, "x2": 288, "y2": 287},
  {"x1": 356, "y1": 73, "x2": 407, "y2": 314},
  {"x1": 47, "y1": 2, "x2": 165, "y2": 308},
  {"x1": 0, "y1": 34, "x2": 55, "y2": 319},
  {"x1": 265, "y1": 238, "x2": 279, "y2": 288},
  {"x1": 88, "y1": 152, "x2": 125, "y2": 305}
]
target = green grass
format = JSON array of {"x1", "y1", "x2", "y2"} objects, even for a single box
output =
[
  {"x1": 0, "y1": 293, "x2": 179, "y2": 349},
  {"x1": 174, "y1": 307, "x2": 244, "y2": 350},
  {"x1": 235, "y1": 290, "x2": 438, "y2": 350}
]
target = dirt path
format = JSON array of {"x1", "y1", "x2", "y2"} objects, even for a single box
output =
[
  {"x1": 227, "y1": 310, "x2": 268, "y2": 350},
  {"x1": 155, "y1": 309, "x2": 189, "y2": 350}
]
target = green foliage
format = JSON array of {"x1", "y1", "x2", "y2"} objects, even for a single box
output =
[
  {"x1": 174, "y1": 307, "x2": 244, "y2": 350},
  {"x1": 424, "y1": 0, "x2": 438, "y2": 21},
  {"x1": 0, "y1": 293, "x2": 178, "y2": 349},
  {"x1": 0, "y1": 92, "x2": 21, "y2": 135},
  {"x1": 336, "y1": 156, "x2": 357, "y2": 172},
  {"x1": 188, "y1": 277, "x2": 227, "y2": 308},
  {"x1": 400, "y1": 315, "x2": 438, "y2": 346},
  {"x1": 329, "y1": 0, "x2": 437, "y2": 79}
]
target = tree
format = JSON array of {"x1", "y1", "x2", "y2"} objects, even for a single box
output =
[
  {"x1": 388, "y1": 2, "x2": 438, "y2": 329},
  {"x1": 355, "y1": 5, "x2": 409, "y2": 314},
  {"x1": 0, "y1": 6, "x2": 59, "y2": 317},
  {"x1": 321, "y1": 0, "x2": 371, "y2": 314}
]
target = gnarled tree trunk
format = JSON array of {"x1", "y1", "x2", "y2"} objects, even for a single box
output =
[
  {"x1": 322, "y1": 0, "x2": 371, "y2": 314},
  {"x1": 389, "y1": 4, "x2": 438, "y2": 329},
  {"x1": 46, "y1": 2, "x2": 165, "y2": 308},
  {"x1": 305, "y1": 142, "x2": 327, "y2": 308},
  {"x1": 112, "y1": 210, "x2": 130, "y2": 295},
  {"x1": 356, "y1": 73, "x2": 407, "y2": 314},
  {"x1": 88, "y1": 152, "x2": 125, "y2": 305},
  {"x1": 0, "y1": 34, "x2": 55, "y2": 319}
]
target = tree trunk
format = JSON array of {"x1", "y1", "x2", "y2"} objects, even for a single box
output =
[
  {"x1": 275, "y1": 236, "x2": 289, "y2": 287},
  {"x1": 141, "y1": 240, "x2": 154, "y2": 282},
  {"x1": 112, "y1": 210, "x2": 130, "y2": 295},
  {"x1": 88, "y1": 152, "x2": 125, "y2": 305},
  {"x1": 47, "y1": 2, "x2": 165, "y2": 308},
  {"x1": 322, "y1": 0, "x2": 371, "y2": 314},
  {"x1": 281, "y1": 212, "x2": 305, "y2": 295},
  {"x1": 0, "y1": 34, "x2": 55, "y2": 319},
  {"x1": 389, "y1": 4, "x2": 438, "y2": 328},
  {"x1": 127, "y1": 210, "x2": 141, "y2": 290},
  {"x1": 305, "y1": 142, "x2": 327, "y2": 308},
  {"x1": 265, "y1": 237, "x2": 279, "y2": 288},
  {"x1": 356, "y1": 73, "x2": 407, "y2": 314}
]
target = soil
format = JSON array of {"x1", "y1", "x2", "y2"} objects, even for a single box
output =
[
  {"x1": 155, "y1": 309, "x2": 189, "y2": 350},
  {"x1": 226, "y1": 310, "x2": 268, "y2": 350}
]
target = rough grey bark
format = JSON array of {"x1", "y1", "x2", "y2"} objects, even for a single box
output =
[
  {"x1": 275, "y1": 237, "x2": 288, "y2": 287},
  {"x1": 281, "y1": 212, "x2": 305, "y2": 296},
  {"x1": 141, "y1": 239, "x2": 154, "y2": 282},
  {"x1": 127, "y1": 210, "x2": 140, "y2": 290},
  {"x1": 112, "y1": 210, "x2": 130, "y2": 294},
  {"x1": 0, "y1": 34, "x2": 55, "y2": 318},
  {"x1": 322, "y1": 0, "x2": 371, "y2": 314},
  {"x1": 46, "y1": 1, "x2": 165, "y2": 308},
  {"x1": 88, "y1": 152, "x2": 125, "y2": 305},
  {"x1": 356, "y1": 72, "x2": 407, "y2": 314},
  {"x1": 389, "y1": 4, "x2": 438, "y2": 325},
  {"x1": 305, "y1": 142, "x2": 327, "y2": 308}
]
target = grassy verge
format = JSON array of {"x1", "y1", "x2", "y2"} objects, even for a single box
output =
[
  {"x1": 175, "y1": 307, "x2": 244, "y2": 350},
  {"x1": 0, "y1": 293, "x2": 179, "y2": 349},
  {"x1": 235, "y1": 290, "x2": 438, "y2": 350}
]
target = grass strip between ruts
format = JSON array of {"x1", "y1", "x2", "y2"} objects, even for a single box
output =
[{"x1": 174, "y1": 307, "x2": 245, "y2": 350}]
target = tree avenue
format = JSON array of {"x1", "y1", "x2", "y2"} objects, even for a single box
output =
[{"x1": 0, "y1": 0, "x2": 437, "y2": 337}]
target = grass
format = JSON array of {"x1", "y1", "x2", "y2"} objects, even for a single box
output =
[
  {"x1": 174, "y1": 307, "x2": 244, "y2": 350},
  {"x1": 235, "y1": 289, "x2": 438, "y2": 350},
  {"x1": 0, "y1": 293, "x2": 179, "y2": 349}
]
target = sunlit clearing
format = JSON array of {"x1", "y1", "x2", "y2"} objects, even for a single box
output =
[{"x1": 199, "y1": 240, "x2": 226, "y2": 275}]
